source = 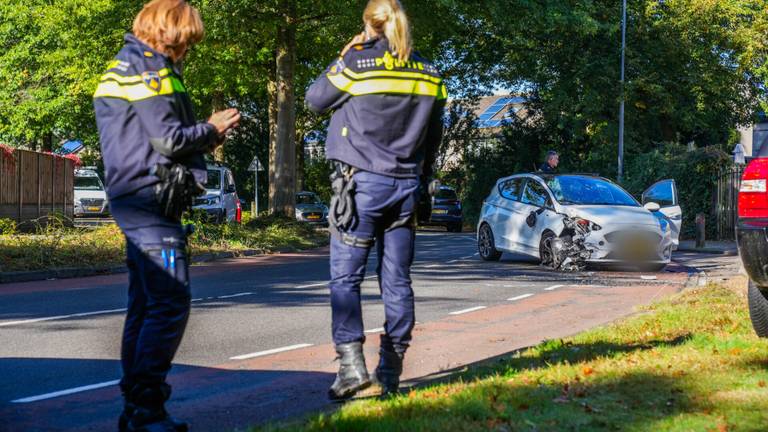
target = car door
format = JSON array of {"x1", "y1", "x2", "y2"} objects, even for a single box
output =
[
  {"x1": 517, "y1": 178, "x2": 558, "y2": 255},
  {"x1": 642, "y1": 179, "x2": 682, "y2": 246},
  {"x1": 490, "y1": 177, "x2": 525, "y2": 251}
]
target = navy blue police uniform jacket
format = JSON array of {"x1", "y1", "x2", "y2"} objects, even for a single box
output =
[
  {"x1": 93, "y1": 34, "x2": 218, "y2": 201},
  {"x1": 306, "y1": 37, "x2": 447, "y2": 179}
]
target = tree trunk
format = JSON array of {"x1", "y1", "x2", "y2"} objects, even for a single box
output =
[
  {"x1": 41, "y1": 133, "x2": 53, "y2": 152},
  {"x1": 269, "y1": 0, "x2": 297, "y2": 217},
  {"x1": 296, "y1": 131, "x2": 305, "y2": 192},
  {"x1": 211, "y1": 93, "x2": 226, "y2": 163},
  {"x1": 267, "y1": 62, "x2": 278, "y2": 213}
]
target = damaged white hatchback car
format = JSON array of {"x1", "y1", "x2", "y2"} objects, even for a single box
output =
[{"x1": 477, "y1": 173, "x2": 681, "y2": 271}]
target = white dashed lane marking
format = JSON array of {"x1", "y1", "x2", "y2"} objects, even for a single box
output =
[
  {"x1": 11, "y1": 380, "x2": 120, "y2": 404},
  {"x1": 230, "y1": 343, "x2": 314, "y2": 361},
  {"x1": 544, "y1": 285, "x2": 565, "y2": 291},
  {"x1": 448, "y1": 306, "x2": 487, "y2": 316},
  {"x1": 508, "y1": 293, "x2": 535, "y2": 301}
]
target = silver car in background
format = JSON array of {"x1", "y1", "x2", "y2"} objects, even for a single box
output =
[
  {"x1": 295, "y1": 191, "x2": 328, "y2": 225},
  {"x1": 74, "y1": 168, "x2": 109, "y2": 217},
  {"x1": 192, "y1": 163, "x2": 241, "y2": 223}
]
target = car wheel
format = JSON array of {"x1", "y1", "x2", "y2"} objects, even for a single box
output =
[
  {"x1": 748, "y1": 281, "x2": 768, "y2": 338},
  {"x1": 539, "y1": 231, "x2": 555, "y2": 266},
  {"x1": 478, "y1": 223, "x2": 502, "y2": 261}
]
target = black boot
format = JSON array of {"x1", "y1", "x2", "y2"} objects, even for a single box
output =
[
  {"x1": 125, "y1": 384, "x2": 189, "y2": 432},
  {"x1": 375, "y1": 347, "x2": 404, "y2": 398},
  {"x1": 328, "y1": 342, "x2": 371, "y2": 401}
]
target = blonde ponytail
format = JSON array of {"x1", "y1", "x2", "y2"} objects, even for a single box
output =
[{"x1": 364, "y1": 0, "x2": 412, "y2": 62}]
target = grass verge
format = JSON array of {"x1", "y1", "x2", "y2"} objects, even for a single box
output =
[
  {"x1": 264, "y1": 278, "x2": 768, "y2": 431},
  {"x1": 0, "y1": 214, "x2": 327, "y2": 273}
]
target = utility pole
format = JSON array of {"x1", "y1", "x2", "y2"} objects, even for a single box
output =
[{"x1": 618, "y1": 0, "x2": 627, "y2": 183}]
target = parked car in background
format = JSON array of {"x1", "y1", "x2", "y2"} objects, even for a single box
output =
[
  {"x1": 74, "y1": 168, "x2": 109, "y2": 217},
  {"x1": 736, "y1": 157, "x2": 768, "y2": 337},
  {"x1": 295, "y1": 191, "x2": 328, "y2": 225},
  {"x1": 418, "y1": 185, "x2": 463, "y2": 232},
  {"x1": 477, "y1": 173, "x2": 680, "y2": 270},
  {"x1": 192, "y1": 163, "x2": 241, "y2": 223}
]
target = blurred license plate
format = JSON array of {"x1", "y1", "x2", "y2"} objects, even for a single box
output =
[
  {"x1": 627, "y1": 239, "x2": 654, "y2": 257},
  {"x1": 307, "y1": 215, "x2": 321, "y2": 220},
  {"x1": 432, "y1": 209, "x2": 448, "y2": 215},
  {"x1": 87, "y1": 207, "x2": 100, "y2": 212}
]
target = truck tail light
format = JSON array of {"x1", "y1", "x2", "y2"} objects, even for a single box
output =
[
  {"x1": 235, "y1": 199, "x2": 242, "y2": 223},
  {"x1": 739, "y1": 158, "x2": 768, "y2": 218}
]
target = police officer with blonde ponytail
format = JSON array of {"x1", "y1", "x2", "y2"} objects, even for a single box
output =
[{"x1": 307, "y1": 0, "x2": 447, "y2": 400}]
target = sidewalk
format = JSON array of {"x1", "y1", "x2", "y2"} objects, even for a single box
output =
[{"x1": 676, "y1": 239, "x2": 737, "y2": 256}]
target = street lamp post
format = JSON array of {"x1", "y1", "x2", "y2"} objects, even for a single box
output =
[{"x1": 618, "y1": 0, "x2": 627, "y2": 183}]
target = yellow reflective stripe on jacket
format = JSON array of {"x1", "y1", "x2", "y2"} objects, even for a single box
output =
[
  {"x1": 93, "y1": 75, "x2": 186, "y2": 102},
  {"x1": 98, "y1": 68, "x2": 172, "y2": 85},
  {"x1": 342, "y1": 68, "x2": 443, "y2": 84},
  {"x1": 328, "y1": 69, "x2": 447, "y2": 99}
]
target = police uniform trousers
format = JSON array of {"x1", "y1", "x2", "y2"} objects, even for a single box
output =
[
  {"x1": 109, "y1": 186, "x2": 191, "y2": 394},
  {"x1": 330, "y1": 171, "x2": 420, "y2": 352}
]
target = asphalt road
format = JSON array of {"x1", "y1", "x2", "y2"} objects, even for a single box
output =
[{"x1": 0, "y1": 231, "x2": 737, "y2": 430}]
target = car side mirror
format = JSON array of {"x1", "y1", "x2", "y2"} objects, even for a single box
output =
[{"x1": 644, "y1": 202, "x2": 661, "y2": 212}]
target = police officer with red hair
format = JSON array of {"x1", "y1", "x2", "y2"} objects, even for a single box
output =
[{"x1": 93, "y1": 1, "x2": 239, "y2": 430}]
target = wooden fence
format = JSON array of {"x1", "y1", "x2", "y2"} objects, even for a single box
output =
[{"x1": 0, "y1": 148, "x2": 74, "y2": 224}]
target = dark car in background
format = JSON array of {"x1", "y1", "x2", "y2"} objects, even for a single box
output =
[
  {"x1": 418, "y1": 185, "x2": 463, "y2": 232},
  {"x1": 736, "y1": 157, "x2": 768, "y2": 337}
]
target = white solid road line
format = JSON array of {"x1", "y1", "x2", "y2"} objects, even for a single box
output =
[
  {"x1": 230, "y1": 343, "x2": 314, "y2": 361},
  {"x1": 544, "y1": 284, "x2": 565, "y2": 291},
  {"x1": 460, "y1": 255, "x2": 474, "y2": 259},
  {"x1": 447, "y1": 259, "x2": 461, "y2": 264},
  {"x1": 217, "y1": 292, "x2": 253, "y2": 299},
  {"x1": 508, "y1": 293, "x2": 535, "y2": 301},
  {"x1": 0, "y1": 308, "x2": 127, "y2": 328},
  {"x1": 11, "y1": 379, "x2": 120, "y2": 404},
  {"x1": 449, "y1": 306, "x2": 487, "y2": 315},
  {"x1": 364, "y1": 327, "x2": 385, "y2": 334}
]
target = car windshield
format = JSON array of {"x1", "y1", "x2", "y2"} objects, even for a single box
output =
[
  {"x1": 74, "y1": 176, "x2": 103, "y2": 190},
  {"x1": 435, "y1": 189, "x2": 457, "y2": 200},
  {"x1": 205, "y1": 170, "x2": 221, "y2": 190},
  {"x1": 545, "y1": 176, "x2": 639, "y2": 206},
  {"x1": 296, "y1": 194, "x2": 319, "y2": 205}
]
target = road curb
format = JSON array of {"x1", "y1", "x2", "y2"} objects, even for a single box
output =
[
  {"x1": 676, "y1": 247, "x2": 738, "y2": 256},
  {"x1": 0, "y1": 246, "x2": 304, "y2": 285}
]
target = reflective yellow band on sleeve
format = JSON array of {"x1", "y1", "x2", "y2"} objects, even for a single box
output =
[
  {"x1": 438, "y1": 83, "x2": 448, "y2": 100},
  {"x1": 98, "y1": 68, "x2": 172, "y2": 85},
  {"x1": 93, "y1": 75, "x2": 185, "y2": 102},
  {"x1": 327, "y1": 71, "x2": 445, "y2": 98},
  {"x1": 342, "y1": 68, "x2": 443, "y2": 84}
]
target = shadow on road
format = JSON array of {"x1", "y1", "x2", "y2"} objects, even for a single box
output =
[{"x1": 0, "y1": 357, "x2": 337, "y2": 432}]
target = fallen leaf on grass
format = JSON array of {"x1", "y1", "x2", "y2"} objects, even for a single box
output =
[
  {"x1": 759, "y1": 380, "x2": 767, "y2": 388},
  {"x1": 582, "y1": 366, "x2": 594, "y2": 376}
]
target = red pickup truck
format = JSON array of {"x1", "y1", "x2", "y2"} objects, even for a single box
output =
[{"x1": 737, "y1": 157, "x2": 768, "y2": 336}]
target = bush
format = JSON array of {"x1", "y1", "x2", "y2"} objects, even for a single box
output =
[
  {"x1": 0, "y1": 218, "x2": 16, "y2": 235},
  {"x1": 623, "y1": 144, "x2": 731, "y2": 239}
]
